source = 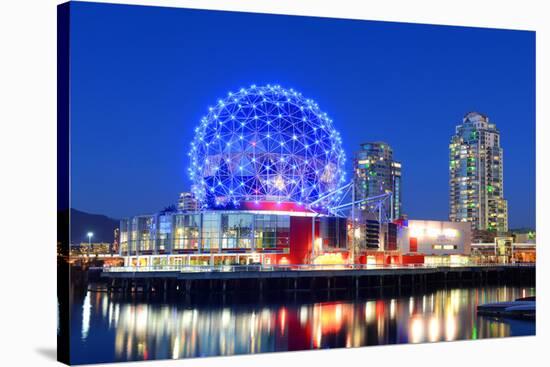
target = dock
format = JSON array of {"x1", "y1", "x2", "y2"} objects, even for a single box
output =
[{"x1": 100, "y1": 263, "x2": 535, "y2": 294}]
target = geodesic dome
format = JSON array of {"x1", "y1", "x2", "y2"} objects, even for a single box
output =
[{"x1": 188, "y1": 84, "x2": 346, "y2": 209}]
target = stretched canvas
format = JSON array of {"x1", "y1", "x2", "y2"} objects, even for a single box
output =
[{"x1": 57, "y1": 1, "x2": 536, "y2": 365}]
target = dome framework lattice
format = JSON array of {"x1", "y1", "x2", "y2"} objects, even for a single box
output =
[{"x1": 189, "y1": 84, "x2": 346, "y2": 209}]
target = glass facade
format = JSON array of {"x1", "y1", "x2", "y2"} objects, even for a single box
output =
[
  {"x1": 130, "y1": 217, "x2": 138, "y2": 254},
  {"x1": 202, "y1": 212, "x2": 221, "y2": 250},
  {"x1": 119, "y1": 219, "x2": 129, "y2": 254},
  {"x1": 118, "y1": 211, "x2": 304, "y2": 256},
  {"x1": 138, "y1": 216, "x2": 155, "y2": 253},
  {"x1": 157, "y1": 215, "x2": 172, "y2": 252},
  {"x1": 221, "y1": 213, "x2": 253, "y2": 249},
  {"x1": 319, "y1": 217, "x2": 346, "y2": 249},
  {"x1": 173, "y1": 214, "x2": 200, "y2": 250},
  {"x1": 117, "y1": 217, "x2": 155, "y2": 255},
  {"x1": 254, "y1": 214, "x2": 289, "y2": 249}
]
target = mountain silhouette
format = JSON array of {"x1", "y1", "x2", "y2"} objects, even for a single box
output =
[{"x1": 64, "y1": 208, "x2": 119, "y2": 245}]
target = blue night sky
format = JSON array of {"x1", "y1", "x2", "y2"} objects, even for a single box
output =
[{"x1": 70, "y1": 1, "x2": 535, "y2": 228}]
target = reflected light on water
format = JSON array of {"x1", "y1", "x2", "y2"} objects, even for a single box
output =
[
  {"x1": 315, "y1": 324, "x2": 322, "y2": 348},
  {"x1": 422, "y1": 295, "x2": 426, "y2": 313},
  {"x1": 299, "y1": 306, "x2": 308, "y2": 325},
  {"x1": 222, "y1": 308, "x2": 230, "y2": 327},
  {"x1": 75, "y1": 286, "x2": 535, "y2": 363},
  {"x1": 315, "y1": 303, "x2": 346, "y2": 335},
  {"x1": 390, "y1": 299, "x2": 396, "y2": 319},
  {"x1": 428, "y1": 317, "x2": 439, "y2": 342},
  {"x1": 102, "y1": 295, "x2": 108, "y2": 318},
  {"x1": 172, "y1": 336, "x2": 179, "y2": 360},
  {"x1": 445, "y1": 313, "x2": 457, "y2": 341},
  {"x1": 279, "y1": 307, "x2": 286, "y2": 336},
  {"x1": 410, "y1": 316, "x2": 424, "y2": 343},
  {"x1": 365, "y1": 301, "x2": 375, "y2": 323},
  {"x1": 81, "y1": 292, "x2": 91, "y2": 341}
]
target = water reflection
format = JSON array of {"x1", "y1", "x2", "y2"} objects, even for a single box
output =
[
  {"x1": 81, "y1": 292, "x2": 91, "y2": 341},
  {"x1": 71, "y1": 286, "x2": 535, "y2": 364}
]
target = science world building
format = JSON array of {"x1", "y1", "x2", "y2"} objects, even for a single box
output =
[{"x1": 119, "y1": 85, "x2": 350, "y2": 267}]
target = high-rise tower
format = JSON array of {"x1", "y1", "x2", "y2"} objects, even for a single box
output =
[
  {"x1": 449, "y1": 112, "x2": 508, "y2": 241},
  {"x1": 177, "y1": 191, "x2": 199, "y2": 212},
  {"x1": 353, "y1": 142, "x2": 402, "y2": 221}
]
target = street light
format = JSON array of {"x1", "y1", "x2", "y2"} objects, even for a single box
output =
[{"x1": 87, "y1": 232, "x2": 93, "y2": 257}]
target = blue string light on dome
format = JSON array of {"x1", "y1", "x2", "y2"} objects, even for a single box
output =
[{"x1": 188, "y1": 84, "x2": 346, "y2": 210}]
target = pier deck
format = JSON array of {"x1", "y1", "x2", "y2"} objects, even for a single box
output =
[{"x1": 100, "y1": 264, "x2": 535, "y2": 294}]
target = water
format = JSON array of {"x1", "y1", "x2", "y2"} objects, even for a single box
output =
[{"x1": 70, "y1": 285, "x2": 535, "y2": 364}]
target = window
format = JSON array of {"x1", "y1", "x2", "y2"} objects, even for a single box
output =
[
  {"x1": 174, "y1": 214, "x2": 201, "y2": 250},
  {"x1": 201, "y1": 213, "x2": 220, "y2": 250},
  {"x1": 432, "y1": 244, "x2": 457, "y2": 250},
  {"x1": 221, "y1": 213, "x2": 253, "y2": 249},
  {"x1": 254, "y1": 215, "x2": 277, "y2": 248},
  {"x1": 254, "y1": 214, "x2": 289, "y2": 249}
]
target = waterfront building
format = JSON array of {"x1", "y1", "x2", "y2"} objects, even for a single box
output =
[
  {"x1": 449, "y1": 112, "x2": 508, "y2": 241},
  {"x1": 119, "y1": 211, "x2": 347, "y2": 266},
  {"x1": 177, "y1": 191, "x2": 199, "y2": 212},
  {"x1": 471, "y1": 240, "x2": 536, "y2": 264},
  {"x1": 119, "y1": 84, "x2": 350, "y2": 266},
  {"x1": 353, "y1": 142, "x2": 402, "y2": 221},
  {"x1": 395, "y1": 219, "x2": 472, "y2": 264}
]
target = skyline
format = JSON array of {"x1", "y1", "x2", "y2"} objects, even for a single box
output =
[{"x1": 69, "y1": 2, "x2": 535, "y2": 228}]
